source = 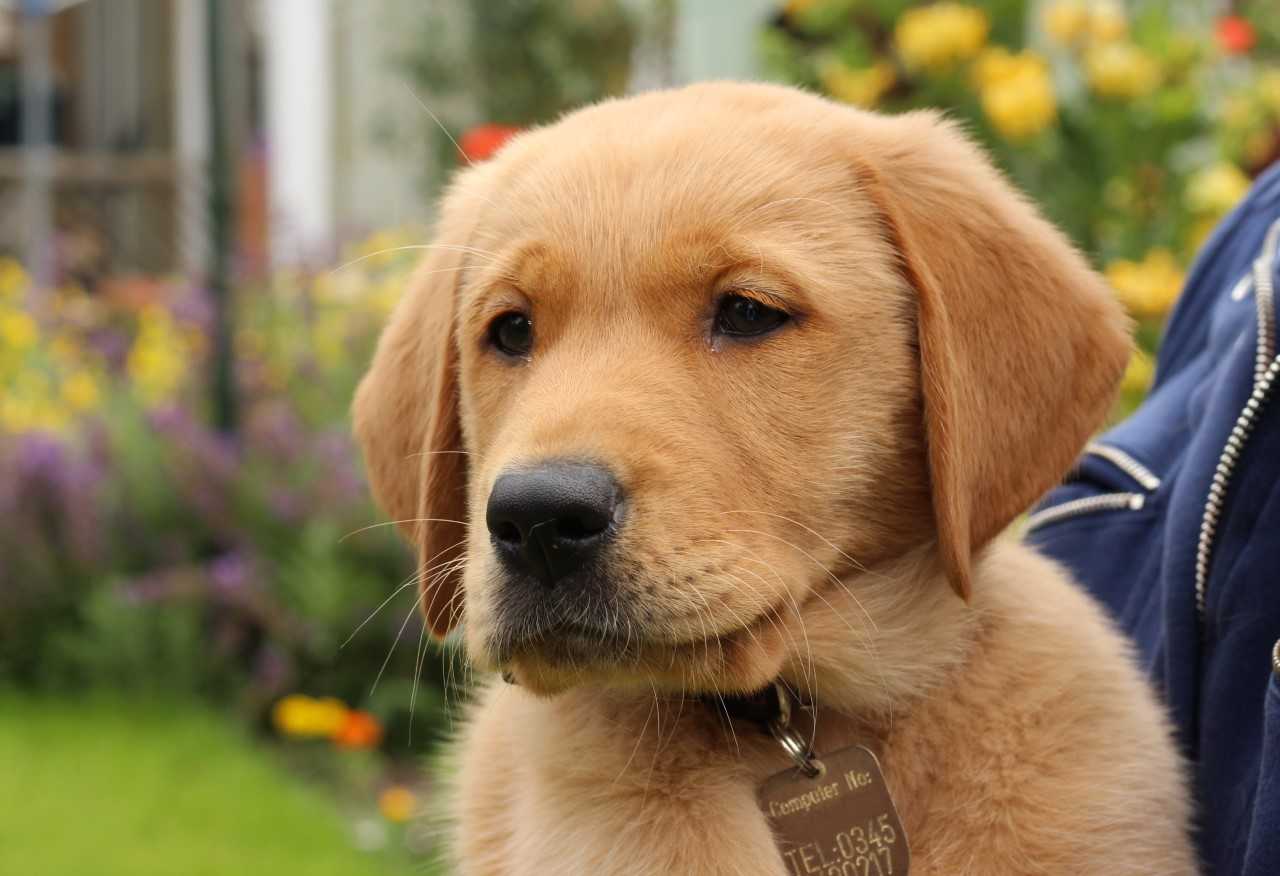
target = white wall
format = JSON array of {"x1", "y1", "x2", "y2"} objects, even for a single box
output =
[
  {"x1": 173, "y1": 0, "x2": 208, "y2": 278},
  {"x1": 331, "y1": 0, "x2": 437, "y2": 237},
  {"x1": 673, "y1": 0, "x2": 777, "y2": 83},
  {"x1": 253, "y1": 0, "x2": 779, "y2": 258},
  {"x1": 263, "y1": 0, "x2": 335, "y2": 265}
]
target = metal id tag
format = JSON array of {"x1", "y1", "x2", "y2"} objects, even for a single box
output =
[{"x1": 759, "y1": 742, "x2": 909, "y2": 876}]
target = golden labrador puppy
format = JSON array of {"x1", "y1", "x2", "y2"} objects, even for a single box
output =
[{"x1": 354, "y1": 83, "x2": 1196, "y2": 875}]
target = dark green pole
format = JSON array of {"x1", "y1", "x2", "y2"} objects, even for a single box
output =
[{"x1": 206, "y1": 0, "x2": 238, "y2": 435}]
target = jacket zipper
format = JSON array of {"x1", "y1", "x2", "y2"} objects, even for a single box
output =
[
  {"x1": 1194, "y1": 218, "x2": 1280, "y2": 621},
  {"x1": 1083, "y1": 442, "x2": 1162, "y2": 490},
  {"x1": 1024, "y1": 492, "x2": 1145, "y2": 533},
  {"x1": 1024, "y1": 443, "x2": 1158, "y2": 534}
]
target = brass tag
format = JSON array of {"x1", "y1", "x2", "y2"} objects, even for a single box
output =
[{"x1": 759, "y1": 744, "x2": 909, "y2": 876}]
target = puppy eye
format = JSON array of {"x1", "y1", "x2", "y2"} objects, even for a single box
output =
[
  {"x1": 714, "y1": 294, "x2": 790, "y2": 338},
  {"x1": 488, "y1": 311, "x2": 533, "y2": 358}
]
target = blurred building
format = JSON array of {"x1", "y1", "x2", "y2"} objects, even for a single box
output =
[{"x1": 0, "y1": 0, "x2": 776, "y2": 286}]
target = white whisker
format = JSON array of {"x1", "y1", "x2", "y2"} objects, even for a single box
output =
[
  {"x1": 370, "y1": 597, "x2": 421, "y2": 696},
  {"x1": 339, "y1": 517, "x2": 469, "y2": 543},
  {"x1": 340, "y1": 573, "x2": 419, "y2": 649},
  {"x1": 404, "y1": 83, "x2": 473, "y2": 168}
]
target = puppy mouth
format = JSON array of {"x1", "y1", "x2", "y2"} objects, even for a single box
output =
[
  {"x1": 495, "y1": 621, "x2": 635, "y2": 665},
  {"x1": 490, "y1": 598, "x2": 787, "y2": 675}
]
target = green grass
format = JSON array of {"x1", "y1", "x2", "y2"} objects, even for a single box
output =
[{"x1": 0, "y1": 695, "x2": 428, "y2": 876}]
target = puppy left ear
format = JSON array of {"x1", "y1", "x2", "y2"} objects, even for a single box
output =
[
  {"x1": 850, "y1": 110, "x2": 1130, "y2": 600},
  {"x1": 353, "y1": 180, "x2": 482, "y2": 637}
]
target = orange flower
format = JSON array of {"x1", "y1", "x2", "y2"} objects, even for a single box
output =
[
  {"x1": 332, "y1": 709, "x2": 384, "y2": 749},
  {"x1": 1216, "y1": 16, "x2": 1256, "y2": 55},
  {"x1": 459, "y1": 124, "x2": 521, "y2": 163},
  {"x1": 378, "y1": 786, "x2": 418, "y2": 823}
]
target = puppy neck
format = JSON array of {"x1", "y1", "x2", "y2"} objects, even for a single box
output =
[{"x1": 776, "y1": 544, "x2": 979, "y2": 723}]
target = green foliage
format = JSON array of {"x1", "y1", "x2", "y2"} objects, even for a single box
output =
[
  {"x1": 401, "y1": 0, "x2": 635, "y2": 165},
  {"x1": 762, "y1": 0, "x2": 1279, "y2": 405},
  {"x1": 0, "y1": 240, "x2": 450, "y2": 754},
  {"x1": 0, "y1": 696, "x2": 427, "y2": 875}
]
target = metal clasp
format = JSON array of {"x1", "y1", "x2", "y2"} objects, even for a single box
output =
[{"x1": 767, "y1": 682, "x2": 824, "y2": 779}]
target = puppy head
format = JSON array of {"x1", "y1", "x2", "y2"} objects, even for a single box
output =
[{"x1": 354, "y1": 83, "x2": 1128, "y2": 696}]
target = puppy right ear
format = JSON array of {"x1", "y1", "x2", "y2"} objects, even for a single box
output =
[
  {"x1": 353, "y1": 189, "x2": 480, "y2": 637},
  {"x1": 848, "y1": 111, "x2": 1130, "y2": 602}
]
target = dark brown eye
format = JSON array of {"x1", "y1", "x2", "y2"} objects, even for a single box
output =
[
  {"x1": 489, "y1": 312, "x2": 533, "y2": 357},
  {"x1": 714, "y1": 294, "x2": 789, "y2": 338}
]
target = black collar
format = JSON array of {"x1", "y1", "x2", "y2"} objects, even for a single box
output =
[{"x1": 708, "y1": 683, "x2": 784, "y2": 729}]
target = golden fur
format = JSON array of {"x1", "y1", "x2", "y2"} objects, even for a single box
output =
[{"x1": 354, "y1": 82, "x2": 1196, "y2": 874}]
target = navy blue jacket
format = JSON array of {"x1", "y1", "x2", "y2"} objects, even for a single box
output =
[{"x1": 1028, "y1": 163, "x2": 1280, "y2": 875}]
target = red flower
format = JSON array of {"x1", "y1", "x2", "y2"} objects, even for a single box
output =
[
  {"x1": 459, "y1": 124, "x2": 521, "y2": 163},
  {"x1": 331, "y1": 710, "x2": 383, "y2": 749},
  {"x1": 1216, "y1": 16, "x2": 1256, "y2": 55}
]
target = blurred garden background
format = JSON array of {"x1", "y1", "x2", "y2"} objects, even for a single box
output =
[{"x1": 0, "y1": 1, "x2": 1276, "y2": 873}]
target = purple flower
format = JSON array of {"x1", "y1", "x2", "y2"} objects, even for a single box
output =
[
  {"x1": 312, "y1": 427, "x2": 367, "y2": 505},
  {"x1": 98, "y1": 329, "x2": 131, "y2": 366},
  {"x1": 246, "y1": 401, "x2": 304, "y2": 460},
  {"x1": 17, "y1": 432, "x2": 66, "y2": 481},
  {"x1": 253, "y1": 643, "x2": 292, "y2": 693},
  {"x1": 5, "y1": 432, "x2": 105, "y2": 565},
  {"x1": 267, "y1": 487, "x2": 304, "y2": 523},
  {"x1": 168, "y1": 284, "x2": 214, "y2": 331},
  {"x1": 147, "y1": 404, "x2": 241, "y2": 532},
  {"x1": 209, "y1": 550, "x2": 253, "y2": 596}
]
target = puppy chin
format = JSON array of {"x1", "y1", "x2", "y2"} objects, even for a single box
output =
[
  {"x1": 499, "y1": 616, "x2": 792, "y2": 699},
  {"x1": 504, "y1": 659, "x2": 587, "y2": 697},
  {"x1": 679, "y1": 618, "x2": 791, "y2": 695}
]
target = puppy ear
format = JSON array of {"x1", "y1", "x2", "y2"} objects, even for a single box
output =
[
  {"x1": 353, "y1": 195, "x2": 478, "y2": 637},
  {"x1": 853, "y1": 112, "x2": 1130, "y2": 600}
]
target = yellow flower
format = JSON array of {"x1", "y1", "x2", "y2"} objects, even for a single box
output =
[
  {"x1": 1185, "y1": 163, "x2": 1251, "y2": 216},
  {"x1": 350, "y1": 228, "x2": 418, "y2": 270},
  {"x1": 0, "y1": 258, "x2": 28, "y2": 301},
  {"x1": 1162, "y1": 33, "x2": 1200, "y2": 77},
  {"x1": 1103, "y1": 177, "x2": 1135, "y2": 212},
  {"x1": 1122, "y1": 350, "x2": 1155, "y2": 395},
  {"x1": 378, "y1": 786, "x2": 418, "y2": 823},
  {"x1": 126, "y1": 309, "x2": 191, "y2": 402},
  {"x1": 369, "y1": 277, "x2": 402, "y2": 316},
  {"x1": 1085, "y1": 43, "x2": 1160, "y2": 100},
  {"x1": 821, "y1": 60, "x2": 897, "y2": 109},
  {"x1": 978, "y1": 52, "x2": 1056, "y2": 141},
  {"x1": 0, "y1": 396, "x2": 34, "y2": 433},
  {"x1": 271, "y1": 694, "x2": 351, "y2": 739},
  {"x1": 30, "y1": 400, "x2": 70, "y2": 433},
  {"x1": 62, "y1": 371, "x2": 101, "y2": 412},
  {"x1": 0, "y1": 372, "x2": 70, "y2": 433},
  {"x1": 1042, "y1": 0, "x2": 1088, "y2": 46},
  {"x1": 1106, "y1": 249, "x2": 1185, "y2": 318},
  {"x1": 313, "y1": 311, "x2": 350, "y2": 369},
  {"x1": 13, "y1": 366, "x2": 51, "y2": 398},
  {"x1": 0, "y1": 310, "x2": 38, "y2": 351},
  {"x1": 127, "y1": 343, "x2": 185, "y2": 401},
  {"x1": 48, "y1": 335, "x2": 80, "y2": 366},
  {"x1": 895, "y1": 3, "x2": 989, "y2": 73},
  {"x1": 1087, "y1": 1, "x2": 1128, "y2": 43},
  {"x1": 971, "y1": 46, "x2": 1017, "y2": 89},
  {"x1": 1186, "y1": 216, "x2": 1220, "y2": 258},
  {"x1": 1222, "y1": 94, "x2": 1256, "y2": 132},
  {"x1": 1259, "y1": 71, "x2": 1280, "y2": 114}
]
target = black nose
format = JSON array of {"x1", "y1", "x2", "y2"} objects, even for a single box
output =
[{"x1": 485, "y1": 461, "x2": 622, "y2": 586}]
